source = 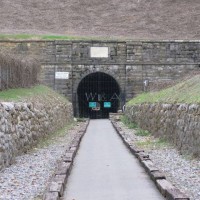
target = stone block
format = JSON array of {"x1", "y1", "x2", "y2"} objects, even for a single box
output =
[
  {"x1": 55, "y1": 162, "x2": 71, "y2": 175},
  {"x1": 119, "y1": 130, "x2": 125, "y2": 135},
  {"x1": 141, "y1": 160, "x2": 159, "y2": 173},
  {"x1": 124, "y1": 137, "x2": 132, "y2": 146},
  {"x1": 43, "y1": 192, "x2": 60, "y2": 200},
  {"x1": 62, "y1": 152, "x2": 74, "y2": 162},
  {"x1": 150, "y1": 171, "x2": 166, "y2": 182},
  {"x1": 166, "y1": 188, "x2": 190, "y2": 200},
  {"x1": 53, "y1": 175, "x2": 67, "y2": 186},
  {"x1": 78, "y1": 130, "x2": 85, "y2": 134},
  {"x1": 49, "y1": 182, "x2": 64, "y2": 197},
  {"x1": 70, "y1": 140, "x2": 79, "y2": 148},
  {"x1": 68, "y1": 147, "x2": 78, "y2": 157},
  {"x1": 129, "y1": 146, "x2": 144, "y2": 154},
  {"x1": 136, "y1": 152, "x2": 150, "y2": 161},
  {"x1": 156, "y1": 179, "x2": 175, "y2": 197}
]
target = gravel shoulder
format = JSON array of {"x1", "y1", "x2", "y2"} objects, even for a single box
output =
[
  {"x1": 116, "y1": 120, "x2": 200, "y2": 200},
  {"x1": 0, "y1": 121, "x2": 85, "y2": 200}
]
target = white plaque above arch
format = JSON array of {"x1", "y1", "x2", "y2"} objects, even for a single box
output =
[
  {"x1": 55, "y1": 72, "x2": 69, "y2": 79},
  {"x1": 90, "y1": 47, "x2": 109, "y2": 58}
]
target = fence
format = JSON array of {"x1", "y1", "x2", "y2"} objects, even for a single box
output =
[{"x1": 0, "y1": 53, "x2": 40, "y2": 90}]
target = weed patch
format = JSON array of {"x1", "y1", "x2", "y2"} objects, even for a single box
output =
[
  {"x1": 31, "y1": 121, "x2": 76, "y2": 150},
  {"x1": 136, "y1": 137, "x2": 169, "y2": 149},
  {"x1": 121, "y1": 115, "x2": 151, "y2": 136},
  {"x1": 120, "y1": 115, "x2": 138, "y2": 129},
  {"x1": 135, "y1": 129, "x2": 151, "y2": 136},
  {"x1": 76, "y1": 118, "x2": 88, "y2": 122}
]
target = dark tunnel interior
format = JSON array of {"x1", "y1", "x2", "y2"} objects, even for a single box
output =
[{"x1": 77, "y1": 72, "x2": 120, "y2": 119}]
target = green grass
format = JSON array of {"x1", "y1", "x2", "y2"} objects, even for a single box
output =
[
  {"x1": 121, "y1": 115, "x2": 169, "y2": 148},
  {"x1": 0, "y1": 34, "x2": 36, "y2": 40},
  {"x1": 0, "y1": 34, "x2": 118, "y2": 41},
  {"x1": 0, "y1": 34, "x2": 87, "y2": 40},
  {"x1": 0, "y1": 85, "x2": 67, "y2": 102},
  {"x1": 121, "y1": 115, "x2": 151, "y2": 136},
  {"x1": 128, "y1": 75, "x2": 200, "y2": 105},
  {"x1": 34, "y1": 121, "x2": 76, "y2": 149},
  {"x1": 120, "y1": 115, "x2": 138, "y2": 129},
  {"x1": 135, "y1": 129, "x2": 151, "y2": 136},
  {"x1": 76, "y1": 118, "x2": 88, "y2": 122},
  {"x1": 136, "y1": 137, "x2": 169, "y2": 149}
]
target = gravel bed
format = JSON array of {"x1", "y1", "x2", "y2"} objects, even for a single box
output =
[
  {"x1": 117, "y1": 121, "x2": 200, "y2": 200},
  {"x1": 0, "y1": 123, "x2": 84, "y2": 200}
]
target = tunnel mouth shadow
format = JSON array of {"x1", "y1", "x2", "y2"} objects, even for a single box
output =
[{"x1": 77, "y1": 72, "x2": 120, "y2": 119}]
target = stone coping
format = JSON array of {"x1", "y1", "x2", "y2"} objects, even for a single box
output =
[
  {"x1": 110, "y1": 115, "x2": 190, "y2": 200},
  {"x1": 1, "y1": 39, "x2": 200, "y2": 43},
  {"x1": 43, "y1": 120, "x2": 90, "y2": 200}
]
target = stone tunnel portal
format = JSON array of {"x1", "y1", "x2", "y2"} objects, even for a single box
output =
[{"x1": 77, "y1": 72, "x2": 120, "y2": 119}]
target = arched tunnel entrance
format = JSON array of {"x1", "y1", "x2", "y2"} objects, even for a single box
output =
[{"x1": 77, "y1": 72, "x2": 120, "y2": 119}]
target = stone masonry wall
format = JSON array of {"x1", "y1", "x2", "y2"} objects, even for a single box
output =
[
  {"x1": 125, "y1": 103, "x2": 200, "y2": 157},
  {"x1": 0, "y1": 98, "x2": 73, "y2": 170},
  {"x1": 0, "y1": 40, "x2": 200, "y2": 114}
]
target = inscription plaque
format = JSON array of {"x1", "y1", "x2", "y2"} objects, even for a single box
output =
[
  {"x1": 90, "y1": 47, "x2": 109, "y2": 58},
  {"x1": 55, "y1": 72, "x2": 69, "y2": 79}
]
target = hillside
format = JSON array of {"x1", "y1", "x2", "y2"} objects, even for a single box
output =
[
  {"x1": 128, "y1": 74, "x2": 200, "y2": 105},
  {"x1": 0, "y1": 0, "x2": 200, "y2": 40}
]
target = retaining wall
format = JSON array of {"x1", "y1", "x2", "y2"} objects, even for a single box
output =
[
  {"x1": 0, "y1": 97, "x2": 73, "y2": 170},
  {"x1": 126, "y1": 103, "x2": 200, "y2": 157}
]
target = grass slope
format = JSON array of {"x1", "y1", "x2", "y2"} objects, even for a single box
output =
[
  {"x1": 0, "y1": 0, "x2": 200, "y2": 40},
  {"x1": 0, "y1": 34, "x2": 104, "y2": 41},
  {"x1": 128, "y1": 74, "x2": 200, "y2": 105},
  {"x1": 0, "y1": 85, "x2": 68, "y2": 102}
]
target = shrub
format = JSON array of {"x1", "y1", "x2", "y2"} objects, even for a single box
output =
[{"x1": 0, "y1": 52, "x2": 40, "y2": 90}]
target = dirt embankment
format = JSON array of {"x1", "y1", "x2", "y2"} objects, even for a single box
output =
[{"x1": 0, "y1": 0, "x2": 200, "y2": 40}]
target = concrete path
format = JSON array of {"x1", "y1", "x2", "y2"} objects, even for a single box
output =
[{"x1": 63, "y1": 119, "x2": 164, "y2": 200}]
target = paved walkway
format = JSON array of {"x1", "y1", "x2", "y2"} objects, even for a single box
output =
[{"x1": 63, "y1": 119, "x2": 164, "y2": 200}]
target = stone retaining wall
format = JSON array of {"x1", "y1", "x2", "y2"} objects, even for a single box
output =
[
  {"x1": 125, "y1": 103, "x2": 200, "y2": 157},
  {"x1": 0, "y1": 98, "x2": 73, "y2": 170}
]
